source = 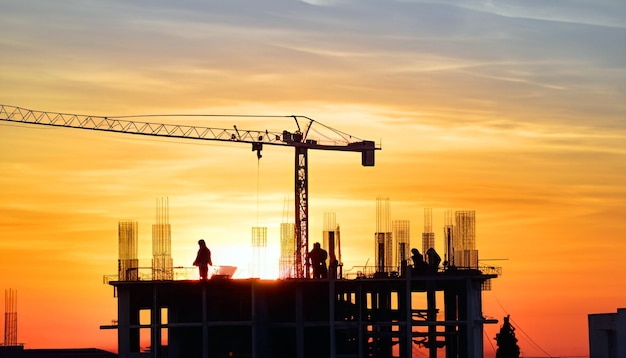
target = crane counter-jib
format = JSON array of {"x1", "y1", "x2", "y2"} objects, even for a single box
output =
[{"x1": 0, "y1": 103, "x2": 381, "y2": 279}]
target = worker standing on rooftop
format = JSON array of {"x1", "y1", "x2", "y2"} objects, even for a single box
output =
[
  {"x1": 193, "y1": 239, "x2": 213, "y2": 280},
  {"x1": 308, "y1": 242, "x2": 328, "y2": 279}
]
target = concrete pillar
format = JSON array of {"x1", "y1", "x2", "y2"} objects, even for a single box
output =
[
  {"x1": 117, "y1": 288, "x2": 130, "y2": 358},
  {"x1": 402, "y1": 269, "x2": 413, "y2": 357},
  {"x1": 202, "y1": 284, "x2": 208, "y2": 358},
  {"x1": 151, "y1": 285, "x2": 161, "y2": 358},
  {"x1": 329, "y1": 277, "x2": 336, "y2": 358},
  {"x1": 117, "y1": 287, "x2": 140, "y2": 358},
  {"x1": 296, "y1": 284, "x2": 304, "y2": 358},
  {"x1": 444, "y1": 287, "x2": 458, "y2": 358},
  {"x1": 465, "y1": 278, "x2": 484, "y2": 357},
  {"x1": 427, "y1": 281, "x2": 437, "y2": 358}
]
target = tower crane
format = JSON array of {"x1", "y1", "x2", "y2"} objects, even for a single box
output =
[{"x1": 0, "y1": 104, "x2": 380, "y2": 278}]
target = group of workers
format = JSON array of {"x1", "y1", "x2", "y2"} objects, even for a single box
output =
[
  {"x1": 410, "y1": 247, "x2": 441, "y2": 274},
  {"x1": 191, "y1": 239, "x2": 332, "y2": 280},
  {"x1": 308, "y1": 243, "x2": 444, "y2": 278},
  {"x1": 192, "y1": 239, "x2": 441, "y2": 280}
]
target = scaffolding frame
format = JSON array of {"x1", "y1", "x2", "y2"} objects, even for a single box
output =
[
  {"x1": 375, "y1": 197, "x2": 393, "y2": 274},
  {"x1": 279, "y1": 223, "x2": 296, "y2": 279},
  {"x1": 3, "y1": 289, "x2": 17, "y2": 346},
  {"x1": 422, "y1": 208, "x2": 436, "y2": 256},
  {"x1": 393, "y1": 219, "x2": 410, "y2": 268},
  {"x1": 118, "y1": 221, "x2": 139, "y2": 281},
  {"x1": 152, "y1": 197, "x2": 173, "y2": 280},
  {"x1": 251, "y1": 227, "x2": 268, "y2": 278}
]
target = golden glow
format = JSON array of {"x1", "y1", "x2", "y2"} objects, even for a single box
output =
[{"x1": 1, "y1": 2, "x2": 625, "y2": 356}]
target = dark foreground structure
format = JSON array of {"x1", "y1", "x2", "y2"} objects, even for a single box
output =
[
  {"x1": 0, "y1": 347, "x2": 117, "y2": 358},
  {"x1": 588, "y1": 308, "x2": 626, "y2": 358},
  {"x1": 102, "y1": 268, "x2": 497, "y2": 358}
]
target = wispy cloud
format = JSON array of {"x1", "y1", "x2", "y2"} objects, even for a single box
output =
[{"x1": 3, "y1": 0, "x2": 624, "y2": 127}]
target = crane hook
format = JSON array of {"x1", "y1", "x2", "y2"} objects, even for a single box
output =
[{"x1": 252, "y1": 142, "x2": 263, "y2": 159}]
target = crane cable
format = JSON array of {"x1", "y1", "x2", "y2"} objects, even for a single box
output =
[
  {"x1": 490, "y1": 291, "x2": 554, "y2": 357},
  {"x1": 256, "y1": 155, "x2": 261, "y2": 228},
  {"x1": 484, "y1": 328, "x2": 497, "y2": 355}
]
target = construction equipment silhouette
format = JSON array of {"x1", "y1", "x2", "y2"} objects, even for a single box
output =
[{"x1": 0, "y1": 104, "x2": 380, "y2": 278}]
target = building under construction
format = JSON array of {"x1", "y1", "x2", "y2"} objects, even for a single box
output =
[
  {"x1": 102, "y1": 203, "x2": 499, "y2": 358},
  {"x1": 103, "y1": 266, "x2": 496, "y2": 358}
]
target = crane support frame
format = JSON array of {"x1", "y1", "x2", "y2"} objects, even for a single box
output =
[{"x1": 295, "y1": 147, "x2": 309, "y2": 279}]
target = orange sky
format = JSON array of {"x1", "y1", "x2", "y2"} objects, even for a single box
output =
[{"x1": 1, "y1": 1, "x2": 626, "y2": 356}]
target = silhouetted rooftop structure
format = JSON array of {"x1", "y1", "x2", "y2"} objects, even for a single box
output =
[{"x1": 102, "y1": 266, "x2": 498, "y2": 358}]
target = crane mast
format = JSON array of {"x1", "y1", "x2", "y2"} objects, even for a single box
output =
[{"x1": 0, "y1": 104, "x2": 379, "y2": 278}]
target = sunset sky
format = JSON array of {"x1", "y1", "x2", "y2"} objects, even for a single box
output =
[{"x1": 1, "y1": 0, "x2": 625, "y2": 356}]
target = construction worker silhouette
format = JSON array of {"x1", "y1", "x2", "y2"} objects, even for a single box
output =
[
  {"x1": 308, "y1": 242, "x2": 328, "y2": 279},
  {"x1": 411, "y1": 248, "x2": 428, "y2": 274},
  {"x1": 193, "y1": 239, "x2": 213, "y2": 280},
  {"x1": 426, "y1": 247, "x2": 441, "y2": 273}
]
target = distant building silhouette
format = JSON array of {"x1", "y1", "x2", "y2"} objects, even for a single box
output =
[{"x1": 589, "y1": 308, "x2": 626, "y2": 358}]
